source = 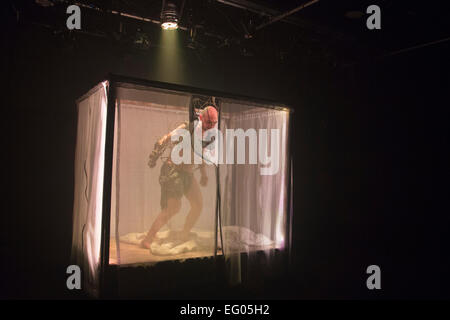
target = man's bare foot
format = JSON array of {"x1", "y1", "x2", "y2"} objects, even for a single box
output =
[{"x1": 140, "y1": 238, "x2": 153, "y2": 249}]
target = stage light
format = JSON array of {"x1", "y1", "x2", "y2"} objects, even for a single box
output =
[
  {"x1": 161, "y1": 2, "x2": 179, "y2": 30},
  {"x1": 133, "y1": 28, "x2": 151, "y2": 50}
]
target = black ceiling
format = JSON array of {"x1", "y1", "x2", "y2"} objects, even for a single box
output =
[{"x1": 10, "y1": 0, "x2": 450, "y2": 66}]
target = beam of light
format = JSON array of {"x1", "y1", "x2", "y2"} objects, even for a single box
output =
[{"x1": 154, "y1": 29, "x2": 185, "y2": 84}]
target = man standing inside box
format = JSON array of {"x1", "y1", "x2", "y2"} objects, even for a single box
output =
[{"x1": 141, "y1": 101, "x2": 219, "y2": 250}]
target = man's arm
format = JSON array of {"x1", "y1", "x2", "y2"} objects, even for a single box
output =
[{"x1": 148, "y1": 122, "x2": 188, "y2": 168}]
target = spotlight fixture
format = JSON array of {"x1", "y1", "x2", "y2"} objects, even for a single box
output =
[
  {"x1": 187, "y1": 25, "x2": 206, "y2": 50},
  {"x1": 160, "y1": 2, "x2": 179, "y2": 30},
  {"x1": 133, "y1": 28, "x2": 151, "y2": 50},
  {"x1": 241, "y1": 19, "x2": 255, "y2": 39}
]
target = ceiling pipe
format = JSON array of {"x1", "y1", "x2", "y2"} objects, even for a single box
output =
[
  {"x1": 46, "y1": 0, "x2": 346, "y2": 47},
  {"x1": 215, "y1": 0, "x2": 345, "y2": 40},
  {"x1": 216, "y1": 0, "x2": 302, "y2": 26},
  {"x1": 255, "y1": 0, "x2": 320, "y2": 31}
]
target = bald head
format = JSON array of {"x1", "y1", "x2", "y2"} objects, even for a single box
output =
[{"x1": 200, "y1": 106, "x2": 218, "y2": 131}]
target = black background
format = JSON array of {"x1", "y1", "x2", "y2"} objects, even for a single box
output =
[{"x1": 2, "y1": 0, "x2": 450, "y2": 299}]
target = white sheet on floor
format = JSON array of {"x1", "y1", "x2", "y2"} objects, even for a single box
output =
[{"x1": 118, "y1": 226, "x2": 275, "y2": 256}]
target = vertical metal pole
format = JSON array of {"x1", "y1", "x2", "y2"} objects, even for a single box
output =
[
  {"x1": 286, "y1": 112, "x2": 294, "y2": 271},
  {"x1": 214, "y1": 170, "x2": 219, "y2": 259},
  {"x1": 115, "y1": 91, "x2": 121, "y2": 265},
  {"x1": 214, "y1": 102, "x2": 225, "y2": 259},
  {"x1": 99, "y1": 78, "x2": 117, "y2": 298},
  {"x1": 213, "y1": 104, "x2": 220, "y2": 259}
]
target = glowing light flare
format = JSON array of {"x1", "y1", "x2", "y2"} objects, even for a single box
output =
[{"x1": 161, "y1": 22, "x2": 178, "y2": 30}]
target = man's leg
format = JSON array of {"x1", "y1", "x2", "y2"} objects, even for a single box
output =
[
  {"x1": 181, "y1": 176, "x2": 203, "y2": 237},
  {"x1": 141, "y1": 197, "x2": 181, "y2": 249}
]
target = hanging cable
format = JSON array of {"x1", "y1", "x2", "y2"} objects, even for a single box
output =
[{"x1": 216, "y1": 101, "x2": 225, "y2": 257}]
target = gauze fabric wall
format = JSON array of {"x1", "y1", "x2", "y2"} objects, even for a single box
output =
[
  {"x1": 111, "y1": 84, "x2": 217, "y2": 264},
  {"x1": 219, "y1": 102, "x2": 290, "y2": 284},
  {"x1": 71, "y1": 82, "x2": 108, "y2": 296}
]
